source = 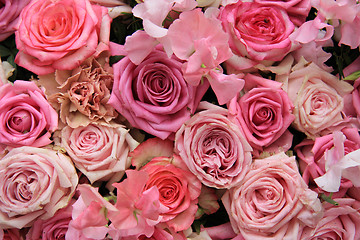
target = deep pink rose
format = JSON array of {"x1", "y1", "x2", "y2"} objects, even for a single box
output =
[
  {"x1": 299, "y1": 198, "x2": 360, "y2": 240},
  {"x1": 228, "y1": 74, "x2": 294, "y2": 154},
  {"x1": 175, "y1": 102, "x2": 252, "y2": 189},
  {"x1": 15, "y1": 0, "x2": 111, "y2": 75},
  {"x1": 0, "y1": 80, "x2": 58, "y2": 149},
  {"x1": 0, "y1": 228, "x2": 22, "y2": 240},
  {"x1": 219, "y1": 1, "x2": 295, "y2": 70},
  {"x1": 222, "y1": 153, "x2": 323, "y2": 239},
  {"x1": 0, "y1": 146, "x2": 78, "y2": 229},
  {"x1": 251, "y1": 0, "x2": 311, "y2": 26},
  {"x1": 0, "y1": 0, "x2": 31, "y2": 41},
  {"x1": 108, "y1": 44, "x2": 209, "y2": 140},
  {"x1": 142, "y1": 156, "x2": 201, "y2": 231},
  {"x1": 61, "y1": 122, "x2": 138, "y2": 188},
  {"x1": 284, "y1": 59, "x2": 354, "y2": 138},
  {"x1": 295, "y1": 128, "x2": 360, "y2": 196},
  {"x1": 25, "y1": 200, "x2": 74, "y2": 240}
]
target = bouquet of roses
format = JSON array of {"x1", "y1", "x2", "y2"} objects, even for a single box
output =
[{"x1": 0, "y1": 0, "x2": 360, "y2": 239}]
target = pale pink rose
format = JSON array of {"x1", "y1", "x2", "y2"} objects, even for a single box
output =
[
  {"x1": 296, "y1": 128, "x2": 360, "y2": 196},
  {"x1": 38, "y1": 57, "x2": 118, "y2": 128},
  {"x1": 222, "y1": 152, "x2": 323, "y2": 240},
  {"x1": 175, "y1": 102, "x2": 252, "y2": 189},
  {"x1": 25, "y1": 200, "x2": 74, "y2": 240},
  {"x1": 351, "y1": 77, "x2": 360, "y2": 119},
  {"x1": 0, "y1": 80, "x2": 58, "y2": 149},
  {"x1": 15, "y1": 0, "x2": 111, "y2": 75},
  {"x1": 141, "y1": 156, "x2": 201, "y2": 231},
  {"x1": 108, "y1": 43, "x2": 209, "y2": 140},
  {"x1": 220, "y1": 1, "x2": 295, "y2": 70},
  {"x1": 299, "y1": 198, "x2": 360, "y2": 240},
  {"x1": 107, "y1": 170, "x2": 168, "y2": 239},
  {"x1": 284, "y1": 58, "x2": 354, "y2": 138},
  {"x1": 61, "y1": 122, "x2": 138, "y2": 188},
  {"x1": 251, "y1": 0, "x2": 311, "y2": 26},
  {"x1": 0, "y1": 146, "x2": 78, "y2": 229},
  {"x1": 0, "y1": 0, "x2": 31, "y2": 41},
  {"x1": 228, "y1": 74, "x2": 295, "y2": 155},
  {"x1": 0, "y1": 228, "x2": 22, "y2": 240}
]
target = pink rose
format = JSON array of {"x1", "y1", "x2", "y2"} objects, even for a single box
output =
[
  {"x1": 299, "y1": 198, "x2": 360, "y2": 240},
  {"x1": 284, "y1": 58, "x2": 354, "y2": 138},
  {"x1": 61, "y1": 122, "x2": 138, "y2": 188},
  {"x1": 228, "y1": 74, "x2": 295, "y2": 155},
  {"x1": 295, "y1": 128, "x2": 360, "y2": 197},
  {"x1": 219, "y1": 1, "x2": 295, "y2": 70},
  {"x1": 0, "y1": 146, "x2": 78, "y2": 229},
  {"x1": 222, "y1": 153, "x2": 323, "y2": 239},
  {"x1": 15, "y1": 0, "x2": 111, "y2": 75},
  {"x1": 108, "y1": 44, "x2": 209, "y2": 140},
  {"x1": 175, "y1": 102, "x2": 252, "y2": 189},
  {"x1": 352, "y1": 77, "x2": 360, "y2": 119},
  {"x1": 0, "y1": 0, "x2": 31, "y2": 41},
  {"x1": 251, "y1": 0, "x2": 311, "y2": 26},
  {"x1": 0, "y1": 228, "x2": 22, "y2": 240},
  {"x1": 38, "y1": 57, "x2": 118, "y2": 128},
  {"x1": 142, "y1": 156, "x2": 201, "y2": 231},
  {"x1": 25, "y1": 200, "x2": 74, "y2": 240},
  {"x1": 0, "y1": 80, "x2": 58, "y2": 149}
]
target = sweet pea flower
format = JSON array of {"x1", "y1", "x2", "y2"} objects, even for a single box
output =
[
  {"x1": 313, "y1": 131, "x2": 360, "y2": 193},
  {"x1": 167, "y1": 8, "x2": 244, "y2": 105},
  {"x1": 296, "y1": 127, "x2": 360, "y2": 197},
  {"x1": 312, "y1": 0, "x2": 360, "y2": 49},
  {"x1": 15, "y1": 0, "x2": 112, "y2": 75},
  {"x1": 108, "y1": 170, "x2": 168, "y2": 239},
  {"x1": 0, "y1": 0, "x2": 31, "y2": 41}
]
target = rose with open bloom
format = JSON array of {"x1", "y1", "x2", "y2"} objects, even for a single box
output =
[
  {"x1": 228, "y1": 74, "x2": 295, "y2": 155},
  {"x1": 222, "y1": 152, "x2": 323, "y2": 239},
  {"x1": 61, "y1": 122, "x2": 138, "y2": 188},
  {"x1": 15, "y1": 0, "x2": 111, "y2": 75},
  {"x1": 38, "y1": 57, "x2": 117, "y2": 128},
  {"x1": 0, "y1": 80, "x2": 58, "y2": 149},
  {"x1": 299, "y1": 198, "x2": 360, "y2": 240},
  {"x1": 25, "y1": 200, "x2": 74, "y2": 240},
  {"x1": 284, "y1": 57, "x2": 354, "y2": 138},
  {"x1": 0, "y1": 0, "x2": 31, "y2": 41},
  {"x1": 0, "y1": 146, "x2": 78, "y2": 229},
  {"x1": 141, "y1": 156, "x2": 201, "y2": 232},
  {"x1": 109, "y1": 43, "x2": 209, "y2": 140},
  {"x1": 175, "y1": 102, "x2": 252, "y2": 189},
  {"x1": 219, "y1": 1, "x2": 295, "y2": 70}
]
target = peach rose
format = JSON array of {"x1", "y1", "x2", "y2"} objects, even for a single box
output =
[{"x1": 15, "y1": 0, "x2": 111, "y2": 75}]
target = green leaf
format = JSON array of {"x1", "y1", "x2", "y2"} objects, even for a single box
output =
[
  {"x1": 343, "y1": 70, "x2": 360, "y2": 81},
  {"x1": 0, "y1": 45, "x2": 11, "y2": 57},
  {"x1": 109, "y1": 55, "x2": 125, "y2": 66}
]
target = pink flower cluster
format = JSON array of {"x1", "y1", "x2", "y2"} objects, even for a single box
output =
[{"x1": 0, "y1": 0, "x2": 359, "y2": 239}]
